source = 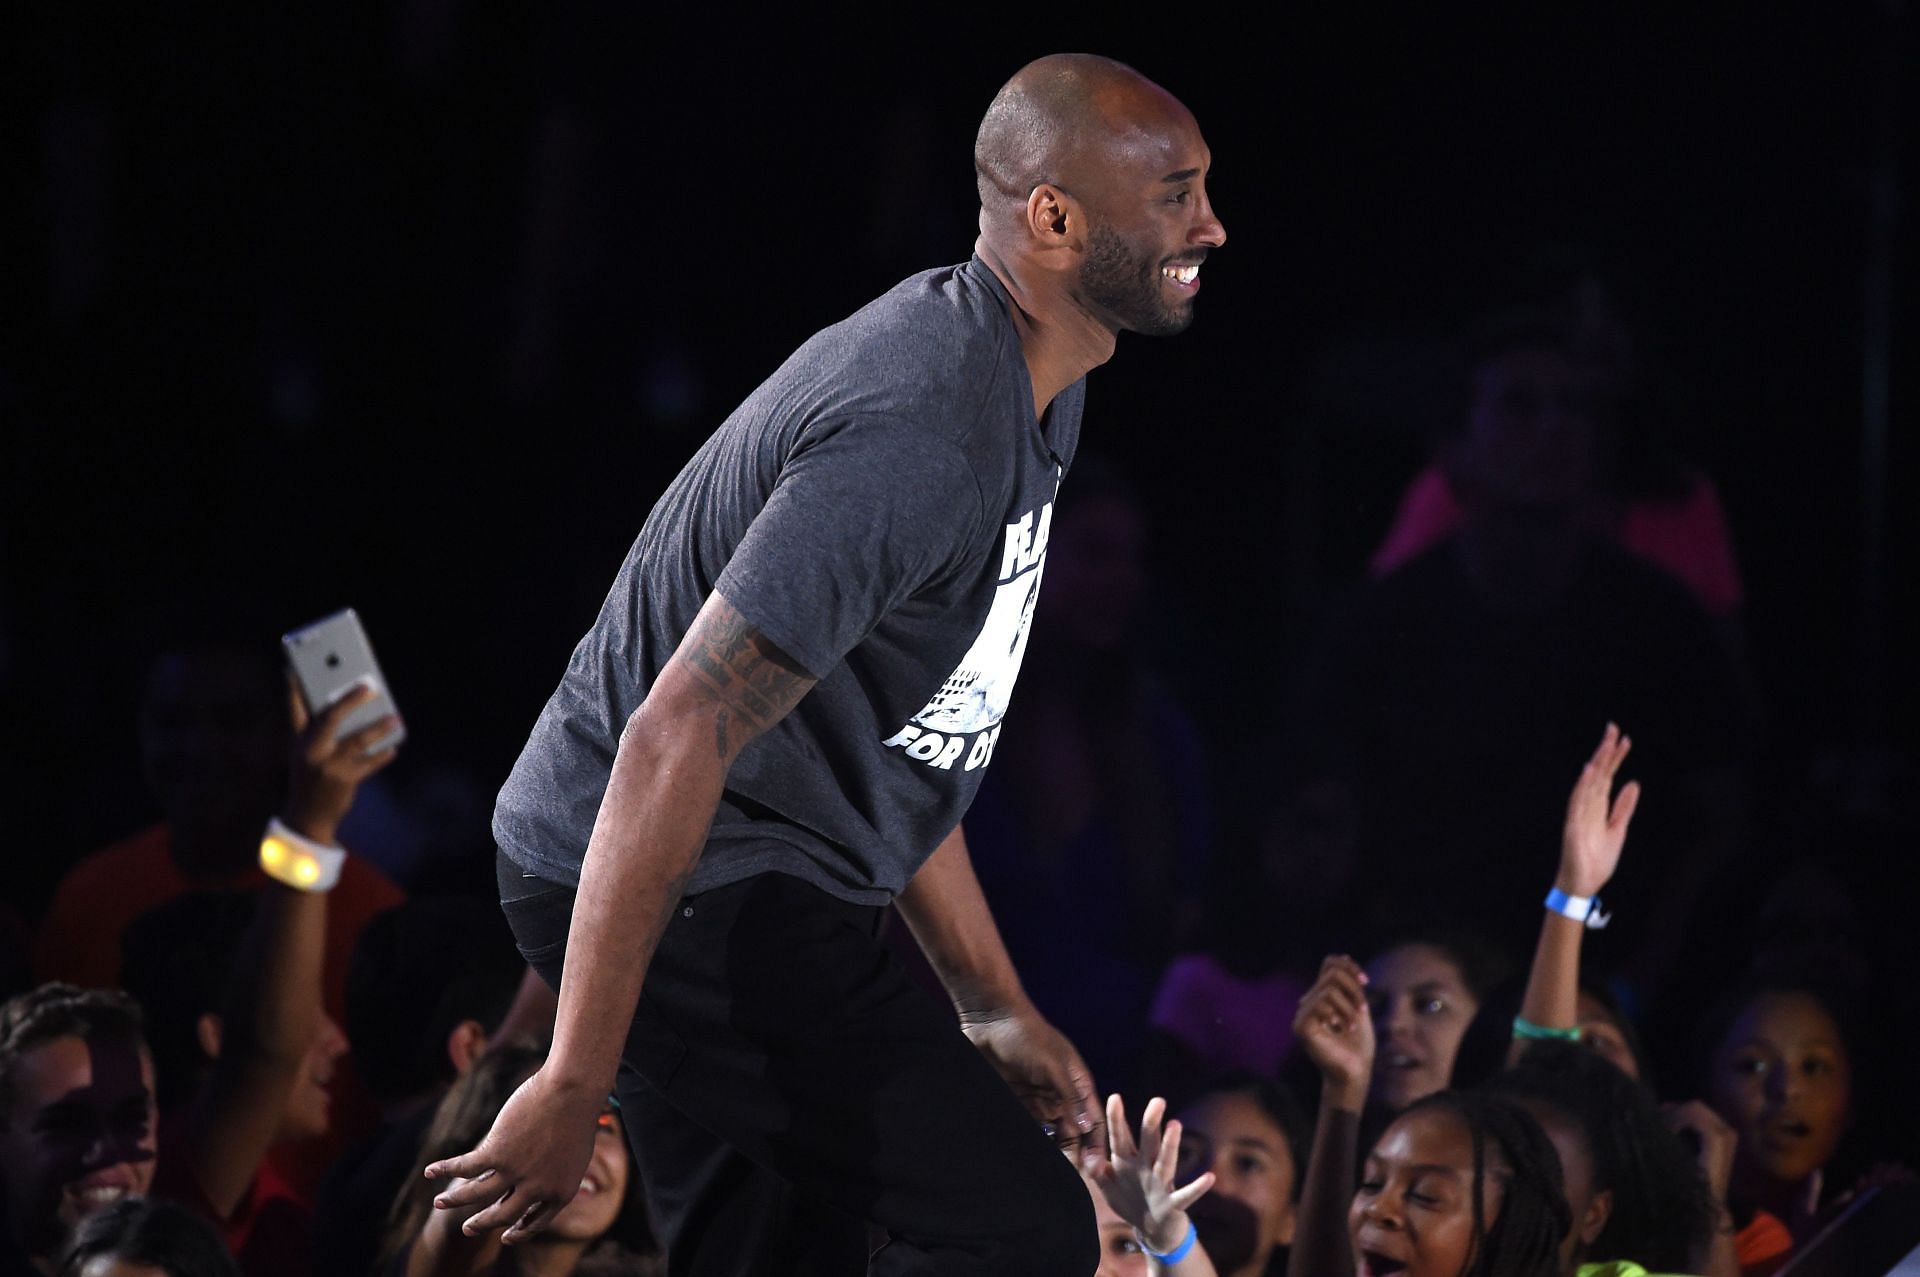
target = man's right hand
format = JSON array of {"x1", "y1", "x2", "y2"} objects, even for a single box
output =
[
  {"x1": 423, "y1": 1068, "x2": 606, "y2": 1243},
  {"x1": 1292, "y1": 954, "x2": 1374, "y2": 1114}
]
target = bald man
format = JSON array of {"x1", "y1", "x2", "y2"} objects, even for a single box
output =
[{"x1": 429, "y1": 54, "x2": 1225, "y2": 1275}]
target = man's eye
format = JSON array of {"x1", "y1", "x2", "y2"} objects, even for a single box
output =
[
  {"x1": 1734, "y1": 1055, "x2": 1771, "y2": 1077},
  {"x1": 1169, "y1": 190, "x2": 1190, "y2": 204},
  {"x1": 1234, "y1": 1154, "x2": 1267, "y2": 1175},
  {"x1": 1419, "y1": 997, "x2": 1447, "y2": 1015}
]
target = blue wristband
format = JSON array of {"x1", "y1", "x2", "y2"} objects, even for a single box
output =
[
  {"x1": 1544, "y1": 886, "x2": 1610, "y2": 930},
  {"x1": 1141, "y1": 1220, "x2": 1198, "y2": 1264}
]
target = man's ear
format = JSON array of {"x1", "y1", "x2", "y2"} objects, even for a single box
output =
[
  {"x1": 1580, "y1": 1186, "x2": 1614, "y2": 1247},
  {"x1": 446, "y1": 1020, "x2": 489, "y2": 1076},
  {"x1": 195, "y1": 1013, "x2": 224, "y2": 1063},
  {"x1": 1025, "y1": 183, "x2": 1082, "y2": 253}
]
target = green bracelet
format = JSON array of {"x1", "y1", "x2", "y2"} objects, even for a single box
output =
[{"x1": 1512, "y1": 1015, "x2": 1582, "y2": 1041}]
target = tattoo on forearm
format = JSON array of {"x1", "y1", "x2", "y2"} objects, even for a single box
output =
[{"x1": 676, "y1": 596, "x2": 814, "y2": 759}]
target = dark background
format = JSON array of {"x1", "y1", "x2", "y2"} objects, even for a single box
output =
[{"x1": 4, "y1": 7, "x2": 1914, "y2": 924}]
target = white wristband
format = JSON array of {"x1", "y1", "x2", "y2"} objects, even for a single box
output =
[
  {"x1": 261, "y1": 818, "x2": 345, "y2": 892},
  {"x1": 1545, "y1": 886, "x2": 1609, "y2": 930}
]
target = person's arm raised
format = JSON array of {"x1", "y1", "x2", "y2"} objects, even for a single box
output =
[
  {"x1": 1510, "y1": 723, "x2": 1639, "y2": 1064},
  {"x1": 1287, "y1": 954, "x2": 1374, "y2": 1277},
  {"x1": 425, "y1": 591, "x2": 814, "y2": 1243},
  {"x1": 895, "y1": 825, "x2": 1107, "y2": 1166}
]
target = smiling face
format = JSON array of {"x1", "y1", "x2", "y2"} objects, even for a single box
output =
[
  {"x1": 1366, "y1": 944, "x2": 1480, "y2": 1112},
  {"x1": 1068, "y1": 89, "x2": 1225, "y2": 336},
  {"x1": 0, "y1": 1034, "x2": 157, "y2": 1258},
  {"x1": 544, "y1": 1100, "x2": 630, "y2": 1243},
  {"x1": 278, "y1": 1013, "x2": 348, "y2": 1145},
  {"x1": 1349, "y1": 1106, "x2": 1500, "y2": 1277},
  {"x1": 1175, "y1": 1091, "x2": 1298, "y2": 1277},
  {"x1": 1711, "y1": 991, "x2": 1852, "y2": 1193}
]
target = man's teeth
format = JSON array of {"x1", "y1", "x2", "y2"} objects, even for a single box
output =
[
  {"x1": 1165, "y1": 264, "x2": 1199, "y2": 284},
  {"x1": 77, "y1": 1186, "x2": 128, "y2": 1206},
  {"x1": 1386, "y1": 1053, "x2": 1418, "y2": 1069}
]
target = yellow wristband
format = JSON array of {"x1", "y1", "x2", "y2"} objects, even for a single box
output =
[{"x1": 260, "y1": 818, "x2": 345, "y2": 892}]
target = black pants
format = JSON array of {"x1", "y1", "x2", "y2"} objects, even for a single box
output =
[{"x1": 497, "y1": 853, "x2": 1096, "y2": 1276}]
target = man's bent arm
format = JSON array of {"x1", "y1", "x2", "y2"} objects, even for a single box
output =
[
  {"x1": 898, "y1": 824, "x2": 1107, "y2": 1162},
  {"x1": 426, "y1": 590, "x2": 814, "y2": 1239},
  {"x1": 895, "y1": 825, "x2": 1026, "y2": 1016}
]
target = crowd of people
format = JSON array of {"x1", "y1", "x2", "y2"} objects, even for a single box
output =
[{"x1": 3, "y1": 264, "x2": 1913, "y2": 1277}]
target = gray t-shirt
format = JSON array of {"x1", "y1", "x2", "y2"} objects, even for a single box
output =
[{"x1": 495, "y1": 257, "x2": 1084, "y2": 904}]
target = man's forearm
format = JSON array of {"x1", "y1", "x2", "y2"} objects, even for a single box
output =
[
  {"x1": 894, "y1": 825, "x2": 1025, "y2": 1015},
  {"x1": 543, "y1": 704, "x2": 728, "y2": 1096}
]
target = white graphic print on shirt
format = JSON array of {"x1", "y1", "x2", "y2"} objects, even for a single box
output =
[{"x1": 881, "y1": 494, "x2": 1053, "y2": 774}]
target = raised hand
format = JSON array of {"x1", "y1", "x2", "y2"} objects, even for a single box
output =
[
  {"x1": 422, "y1": 1067, "x2": 606, "y2": 1244},
  {"x1": 285, "y1": 676, "x2": 400, "y2": 845},
  {"x1": 1558, "y1": 722, "x2": 1641, "y2": 898},
  {"x1": 1292, "y1": 954, "x2": 1374, "y2": 1114},
  {"x1": 1094, "y1": 1093, "x2": 1215, "y2": 1257},
  {"x1": 962, "y1": 1002, "x2": 1106, "y2": 1168}
]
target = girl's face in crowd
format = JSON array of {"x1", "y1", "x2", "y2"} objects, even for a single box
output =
[
  {"x1": 1083, "y1": 1168, "x2": 1150, "y2": 1277},
  {"x1": 1349, "y1": 1106, "x2": 1501, "y2": 1277},
  {"x1": 1176, "y1": 1091, "x2": 1299, "y2": 1273},
  {"x1": 1575, "y1": 992, "x2": 1639, "y2": 1082},
  {"x1": 546, "y1": 1101, "x2": 631, "y2": 1242},
  {"x1": 1366, "y1": 945, "x2": 1480, "y2": 1111},
  {"x1": 1711, "y1": 991, "x2": 1852, "y2": 1191}
]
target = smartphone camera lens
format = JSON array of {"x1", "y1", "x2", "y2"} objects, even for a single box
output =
[{"x1": 325, "y1": 653, "x2": 341, "y2": 669}]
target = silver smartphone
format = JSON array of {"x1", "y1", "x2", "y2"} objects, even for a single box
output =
[{"x1": 282, "y1": 607, "x2": 406, "y2": 754}]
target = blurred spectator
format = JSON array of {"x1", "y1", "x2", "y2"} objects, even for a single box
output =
[
  {"x1": 1145, "y1": 780, "x2": 1359, "y2": 1096},
  {"x1": 33, "y1": 642, "x2": 404, "y2": 1022},
  {"x1": 964, "y1": 456, "x2": 1214, "y2": 1093},
  {"x1": 379, "y1": 1040, "x2": 658, "y2": 1277},
  {"x1": 1277, "y1": 303, "x2": 1749, "y2": 985},
  {"x1": 57, "y1": 1198, "x2": 238, "y2": 1277},
  {"x1": 119, "y1": 677, "x2": 397, "y2": 1276},
  {"x1": 313, "y1": 895, "x2": 528, "y2": 1277},
  {"x1": 0, "y1": 985, "x2": 157, "y2": 1276}
]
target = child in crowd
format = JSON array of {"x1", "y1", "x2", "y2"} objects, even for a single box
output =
[
  {"x1": 1172, "y1": 1075, "x2": 1309, "y2": 1277},
  {"x1": 1701, "y1": 978, "x2": 1864, "y2": 1275},
  {"x1": 1487, "y1": 1041, "x2": 1720, "y2": 1276},
  {"x1": 1362, "y1": 935, "x2": 1505, "y2": 1117},
  {"x1": 1091, "y1": 1094, "x2": 1224, "y2": 1277},
  {"x1": 1285, "y1": 957, "x2": 1568, "y2": 1277},
  {"x1": 380, "y1": 1041, "x2": 656, "y2": 1277},
  {"x1": 57, "y1": 1198, "x2": 238, "y2": 1277}
]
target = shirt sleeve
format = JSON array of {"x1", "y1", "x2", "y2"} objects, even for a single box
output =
[{"x1": 716, "y1": 414, "x2": 985, "y2": 679}]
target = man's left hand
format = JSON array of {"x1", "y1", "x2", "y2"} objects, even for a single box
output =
[{"x1": 960, "y1": 999, "x2": 1104, "y2": 1168}]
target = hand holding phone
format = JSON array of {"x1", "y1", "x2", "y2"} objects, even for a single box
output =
[{"x1": 282, "y1": 608, "x2": 407, "y2": 756}]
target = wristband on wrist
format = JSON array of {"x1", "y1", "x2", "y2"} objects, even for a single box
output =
[
  {"x1": 1513, "y1": 1015, "x2": 1582, "y2": 1041},
  {"x1": 1544, "y1": 886, "x2": 1610, "y2": 930},
  {"x1": 1140, "y1": 1219, "x2": 1198, "y2": 1265},
  {"x1": 260, "y1": 817, "x2": 345, "y2": 892}
]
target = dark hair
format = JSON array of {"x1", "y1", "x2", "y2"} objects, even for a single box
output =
[
  {"x1": 119, "y1": 890, "x2": 259, "y2": 1109},
  {"x1": 57, "y1": 1197, "x2": 238, "y2": 1277},
  {"x1": 346, "y1": 894, "x2": 525, "y2": 1106},
  {"x1": 1489, "y1": 1040, "x2": 1713, "y2": 1270},
  {"x1": 379, "y1": 1041, "x2": 656, "y2": 1269},
  {"x1": 1183, "y1": 1072, "x2": 1312, "y2": 1201},
  {"x1": 1394, "y1": 1091, "x2": 1568, "y2": 1277},
  {"x1": 0, "y1": 983, "x2": 146, "y2": 1120},
  {"x1": 1365, "y1": 927, "x2": 1512, "y2": 1007}
]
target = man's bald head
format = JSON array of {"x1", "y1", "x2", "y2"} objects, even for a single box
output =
[{"x1": 974, "y1": 54, "x2": 1184, "y2": 213}]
